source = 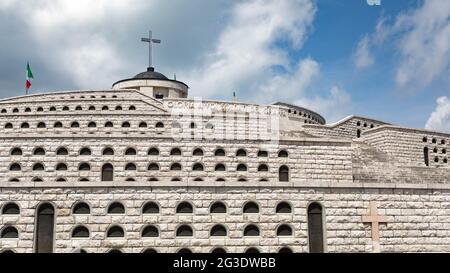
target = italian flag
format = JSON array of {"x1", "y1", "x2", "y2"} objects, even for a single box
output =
[{"x1": 26, "y1": 62, "x2": 34, "y2": 92}]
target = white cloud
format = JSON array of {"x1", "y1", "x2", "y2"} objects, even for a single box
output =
[
  {"x1": 354, "y1": 34, "x2": 374, "y2": 69},
  {"x1": 368, "y1": 0, "x2": 450, "y2": 90},
  {"x1": 426, "y1": 96, "x2": 450, "y2": 132},
  {"x1": 257, "y1": 58, "x2": 320, "y2": 102},
  {"x1": 294, "y1": 86, "x2": 351, "y2": 123},
  {"x1": 187, "y1": 0, "x2": 316, "y2": 99}
]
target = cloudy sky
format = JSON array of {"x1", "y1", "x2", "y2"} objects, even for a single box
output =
[{"x1": 0, "y1": 0, "x2": 449, "y2": 132}]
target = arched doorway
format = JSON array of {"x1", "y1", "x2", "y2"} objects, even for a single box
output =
[
  {"x1": 308, "y1": 202, "x2": 325, "y2": 253},
  {"x1": 35, "y1": 203, "x2": 55, "y2": 253}
]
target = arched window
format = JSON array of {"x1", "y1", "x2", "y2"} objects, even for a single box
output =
[
  {"x1": 139, "y1": 122, "x2": 147, "y2": 128},
  {"x1": 148, "y1": 148, "x2": 159, "y2": 155},
  {"x1": 108, "y1": 202, "x2": 125, "y2": 214},
  {"x1": 276, "y1": 202, "x2": 292, "y2": 213},
  {"x1": 125, "y1": 178, "x2": 135, "y2": 181},
  {"x1": 49, "y1": 106, "x2": 56, "y2": 111},
  {"x1": 56, "y1": 177, "x2": 66, "y2": 182},
  {"x1": 102, "y1": 106, "x2": 109, "y2": 111},
  {"x1": 72, "y1": 226, "x2": 89, "y2": 238},
  {"x1": 103, "y1": 148, "x2": 114, "y2": 155},
  {"x1": 243, "y1": 225, "x2": 260, "y2": 236},
  {"x1": 176, "y1": 225, "x2": 193, "y2": 237},
  {"x1": 125, "y1": 163, "x2": 136, "y2": 171},
  {"x1": 79, "y1": 147, "x2": 92, "y2": 155},
  {"x1": 2, "y1": 203, "x2": 20, "y2": 215},
  {"x1": 170, "y1": 148, "x2": 182, "y2": 156},
  {"x1": 125, "y1": 148, "x2": 136, "y2": 155},
  {"x1": 88, "y1": 106, "x2": 96, "y2": 111},
  {"x1": 170, "y1": 163, "x2": 182, "y2": 171},
  {"x1": 107, "y1": 226, "x2": 124, "y2": 238},
  {"x1": 236, "y1": 149, "x2": 247, "y2": 157},
  {"x1": 121, "y1": 122, "x2": 130, "y2": 128},
  {"x1": 238, "y1": 177, "x2": 247, "y2": 182},
  {"x1": 194, "y1": 177, "x2": 203, "y2": 181},
  {"x1": 88, "y1": 122, "x2": 96, "y2": 128},
  {"x1": 243, "y1": 202, "x2": 259, "y2": 213},
  {"x1": 62, "y1": 106, "x2": 69, "y2": 111},
  {"x1": 104, "y1": 121, "x2": 113, "y2": 127},
  {"x1": 142, "y1": 225, "x2": 159, "y2": 237},
  {"x1": 56, "y1": 163, "x2": 67, "y2": 171},
  {"x1": 71, "y1": 122, "x2": 80, "y2": 128},
  {"x1": 148, "y1": 177, "x2": 159, "y2": 182},
  {"x1": 216, "y1": 178, "x2": 226, "y2": 182},
  {"x1": 9, "y1": 163, "x2": 21, "y2": 171},
  {"x1": 258, "y1": 164, "x2": 268, "y2": 172},
  {"x1": 211, "y1": 248, "x2": 227, "y2": 253},
  {"x1": 25, "y1": 107, "x2": 31, "y2": 112},
  {"x1": 192, "y1": 163, "x2": 204, "y2": 171},
  {"x1": 5, "y1": 123, "x2": 13, "y2": 129},
  {"x1": 424, "y1": 147, "x2": 429, "y2": 166},
  {"x1": 193, "y1": 148, "x2": 204, "y2": 156},
  {"x1": 277, "y1": 224, "x2": 293, "y2": 236},
  {"x1": 54, "y1": 122, "x2": 63, "y2": 128},
  {"x1": 115, "y1": 105, "x2": 122, "y2": 111},
  {"x1": 147, "y1": 163, "x2": 159, "y2": 171},
  {"x1": 215, "y1": 148, "x2": 225, "y2": 156},
  {"x1": 171, "y1": 177, "x2": 181, "y2": 181},
  {"x1": 237, "y1": 164, "x2": 247, "y2": 172},
  {"x1": 210, "y1": 202, "x2": 227, "y2": 213},
  {"x1": 10, "y1": 148, "x2": 22, "y2": 156},
  {"x1": 33, "y1": 163, "x2": 45, "y2": 171},
  {"x1": 279, "y1": 165, "x2": 289, "y2": 182},
  {"x1": 37, "y1": 122, "x2": 46, "y2": 128},
  {"x1": 32, "y1": 177, "x2": 43, "y2": 182},
  {"x1": 257, "y1": 150, "x2": 268, "y2": 157},
  {"x1": 278, "y1": 150, "x2": 288, "y2": 157},
  {"x1": 279, "y1": 247, "x2": 293, "y2": 253},
  {"x1": 357, "y1": 129, "x2": 361, "y2": 138},
  {"x1": 210, "y1": 225, "x2": 227, "y2": 236},
  {"x1": 129, "y1": 105, "x2": 136, "y2": 111},
  {"x1": 56, "y1": 147, "x2": 68, "y2": 155},
  {"x1": 155, "y1": 122, "x2": 164, "y2": 128},
  {"x1": 143, "y1": 248, "x2": 158, "y2": 253},
  {"x1": 215, "y1": 164, "x2": 226, "y2": 171},
  {"x1": 33, "y1": 147, "x2": 45, "y2": 155},
  {"x1": 143, "y1": 202, "x2": 159, "y2": 214},
  {"x1": 177, "y1": 248, "x2": 192, "y2": 253},
  {"x1": 308, "y1": 202, "x2": 325, "y2": 253},
  {"x1": 101, "y1": 164, "x2": 114, "y2": 181},
  {"x1": 78, "y1": 163, "x2": 90, "y2": 171},
  {"x1": 245, "y1": 248, "x2": 260, "y2": 253},
  {"x1": 1, "y1": 109, "x2": 6, "y2": 113},
  {"x1": 21, "y1": 122, "x2": 30, "y2": 129},
  {"x1": 35, "y1": 203, "x2": 55, "y2": 253},
  {"x1": 12, "y1": 108, "x2": 18, "y2": 113},
  {"x1": 1, "y1": 226, "x2": 18, "y2": 239},
  {"x1": 73, "y1": 202, "x2": 90, "y2": 214},
  {"x1": 176, "y1": 202, "x2": 193, "y2": 213},
  {"x1": 9, "y1": 178, "x2": 19, "y2": 182}
]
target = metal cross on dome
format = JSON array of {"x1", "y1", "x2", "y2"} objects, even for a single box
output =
[{"x1": 141, "y1": 30, "x2": 161, "y2": 69}]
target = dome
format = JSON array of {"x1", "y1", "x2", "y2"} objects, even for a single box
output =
[{"x1": 133, "y1": 67, "x2": 168, "y2": 80}]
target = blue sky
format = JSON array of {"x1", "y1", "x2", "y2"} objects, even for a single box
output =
[{"x1": 0, "y1": 0, "x2": 449, "y2": 132}]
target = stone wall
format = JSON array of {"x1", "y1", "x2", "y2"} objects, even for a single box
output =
[{"x1": 1, "y1": 186, "x2": 450, "y2": 253}]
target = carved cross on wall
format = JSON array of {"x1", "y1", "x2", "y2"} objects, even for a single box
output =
[{"x1": 362, "y1": 201, "x2": 388, "y2": 253}]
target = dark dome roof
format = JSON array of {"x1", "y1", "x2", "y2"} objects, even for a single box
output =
[{"x1": 133, "y1": 67, "x2": 168, "y2": 80}]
